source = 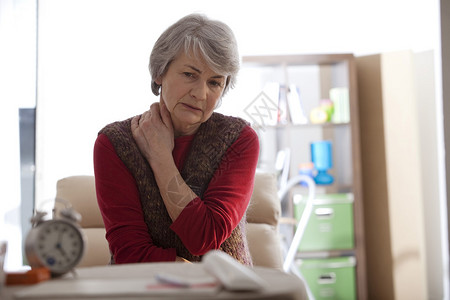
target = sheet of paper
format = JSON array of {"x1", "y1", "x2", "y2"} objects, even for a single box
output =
[{"x1": 14, "y1": 276, "x2": 219, "y2": 299}]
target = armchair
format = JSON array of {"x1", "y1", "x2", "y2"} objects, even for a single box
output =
[{"x1": 54, "y1": 172, "x2": 284, "y2": 269}]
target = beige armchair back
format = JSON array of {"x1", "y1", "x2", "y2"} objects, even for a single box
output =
[
  {"x1": 245, "y1": 171, "x2": 283, "y2": 269},
  {"x1": 54, "y1": 172, "x2": 283, "y2": 269},
  {"x1": 55, "y1": 176, "x2": 110, "y2": 267}
]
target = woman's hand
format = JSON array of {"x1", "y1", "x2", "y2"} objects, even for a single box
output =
[
  {"x1": 176, "y1": 256, "x2": 191, "y2": 263},
  {"x1": 131, "y1": 99, "x2": 197, "y2": 221},
  {"x1": 131, "y1": 100, "x2": 174, "y2": 166}
]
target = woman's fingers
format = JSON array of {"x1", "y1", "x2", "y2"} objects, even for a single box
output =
[
  {"x1": 131, "y1": 115, "x2": 140, "y2": 131},
  {"x1": 159, "y1": 100, "x2": 173, "y2": 130},
  {"x1": 131, "y1": 102, "x2": 174, "y2": 163}
]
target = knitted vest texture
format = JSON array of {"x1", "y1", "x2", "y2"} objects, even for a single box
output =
[{"x1": 99, "y1": 112, "x2": 253, "y2": 265}]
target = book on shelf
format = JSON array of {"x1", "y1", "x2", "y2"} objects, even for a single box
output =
[
  {"x1": 277, "y1": 84, "x2": 289, "y2": 124},
  {"x1": 287, "y1": 84, "x2": 308, "y2": 125},
  {"x1": 329, "y1": 87, "x2": 350, "y2": 123},
  {"x1": 260, "y1": 82, "x2": 308, "y2": 126},
  {"x1": 261, "y1": 82, "x2": 280, "y2": 126}
]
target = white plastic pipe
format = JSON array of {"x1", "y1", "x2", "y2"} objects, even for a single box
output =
[{"x1": 281, "y1": 175, "x2": 316, "y2": 272}]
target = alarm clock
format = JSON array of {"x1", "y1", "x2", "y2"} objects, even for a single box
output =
[{"x1": 25, "y1": 204, "x2": 86, "y2": 277}]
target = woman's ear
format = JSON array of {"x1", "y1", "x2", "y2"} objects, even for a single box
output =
[{"x1": 155, "y1": 77, "x2": 162, "y2": 85}]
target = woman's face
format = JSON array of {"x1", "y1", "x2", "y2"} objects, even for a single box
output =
[{"x1": 156, "y1": 51, "x2": 226, "y2": 136}]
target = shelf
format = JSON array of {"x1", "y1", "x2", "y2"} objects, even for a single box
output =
[
  {"x1": 242, "y1": 53, "x2": 367, "y2": 300},
  {"x1": 262, "y1": 122, "x2": 351, "y2": 129},
  {"x1": 242, "y1": 53, "x2": 355, "y2": 66},
  {"x1": 296, "y1": 250, "x2": 356, "y2": 259},
  {"x1": 291, "y1": 183, "x2": 353, "y2": 195}
]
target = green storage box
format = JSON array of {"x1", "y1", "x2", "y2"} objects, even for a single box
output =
[
  {"x1": 298, "y1": 256, "x2": 356, "y2": 300},
  {"x1": 294, "y1": 193, "x2": 354, "y2": 251}
]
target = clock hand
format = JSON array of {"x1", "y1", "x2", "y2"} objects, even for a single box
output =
[
  {"x1": 56, "y1": 244, "x2": 68, "y2": 257},
  {"x1": 55, "y1": 230, "x2": 68, "y2": 257}
]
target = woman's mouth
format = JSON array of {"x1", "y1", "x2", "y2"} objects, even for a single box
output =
[{"x1": 182, "y1": 103, "x2": 202, "y2": 112}]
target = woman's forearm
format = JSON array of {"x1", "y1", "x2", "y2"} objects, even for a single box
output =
[
  {"x1": 94, "y1": 134, "x2": 178, "y2": 263},
  {"x1": 150, "y1": 153, "x2": 197, "y2": 221}
]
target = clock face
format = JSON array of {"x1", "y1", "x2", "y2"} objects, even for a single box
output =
[{"x1": 33, "y1": 220, "x2": 84, "y2": 274}]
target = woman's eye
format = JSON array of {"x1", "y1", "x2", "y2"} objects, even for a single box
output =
[
  {"x1": 209, "y1": 80, "x2": 223, "y2": 88},
  {"x1": 183, "y1": 72, "x2": 194, "y2": 78}
]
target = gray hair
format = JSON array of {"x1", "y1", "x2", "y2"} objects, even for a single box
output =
[{"x1": 149, "y1": 13, "x2": 240, "y2": 97}]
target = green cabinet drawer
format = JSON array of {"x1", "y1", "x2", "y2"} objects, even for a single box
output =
[
  {"x1": 298, "y1": 256, "x2": 356, "y2": 300},
  {"x1": 294, "y1": 193, "x2": 354, "y2": 251}
]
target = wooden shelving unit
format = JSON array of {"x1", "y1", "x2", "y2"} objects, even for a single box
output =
[{"x1": 241, "y1": 54, "x2": 367, "y2": 299}]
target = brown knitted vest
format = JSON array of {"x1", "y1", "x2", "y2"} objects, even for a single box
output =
[{"x1": 99, "y1": 112, "x2": 253, "y2": 265}]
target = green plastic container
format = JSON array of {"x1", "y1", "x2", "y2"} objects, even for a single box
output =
[
  {"x1": 298, "y1": 256, "x2": 356, "y2": 300},
  {"x1": 294, "y1": 193, "x2": 354, "y2": 251}
]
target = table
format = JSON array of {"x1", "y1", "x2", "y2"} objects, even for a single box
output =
[{"x1": 1, "y1": 262, "x2": 307, "y2": 300}]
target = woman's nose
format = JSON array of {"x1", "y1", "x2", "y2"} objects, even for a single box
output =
[{"x1": 190, "y1": 80, "x2": 207, "y2": 101}]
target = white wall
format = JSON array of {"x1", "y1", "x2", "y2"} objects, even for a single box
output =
[
  {"x1": 0, "y1": 0, "x2": 37, "y2": 270},
  {"x1": 34, "y1": 0, "x2": 441, "y2": 204}
]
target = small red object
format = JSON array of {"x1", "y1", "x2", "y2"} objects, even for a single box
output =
[{"x1": 6, "y1": 267, "x2": 51, "y2": 285}]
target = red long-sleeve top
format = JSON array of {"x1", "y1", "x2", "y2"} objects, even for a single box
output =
[{"x1": 93, "y1": 125, "x2": 259, "y2": 263}]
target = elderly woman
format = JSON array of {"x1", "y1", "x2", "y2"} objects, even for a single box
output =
[{"x1": 93, "y1": 14, "x2": 259, "y2": 265}]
